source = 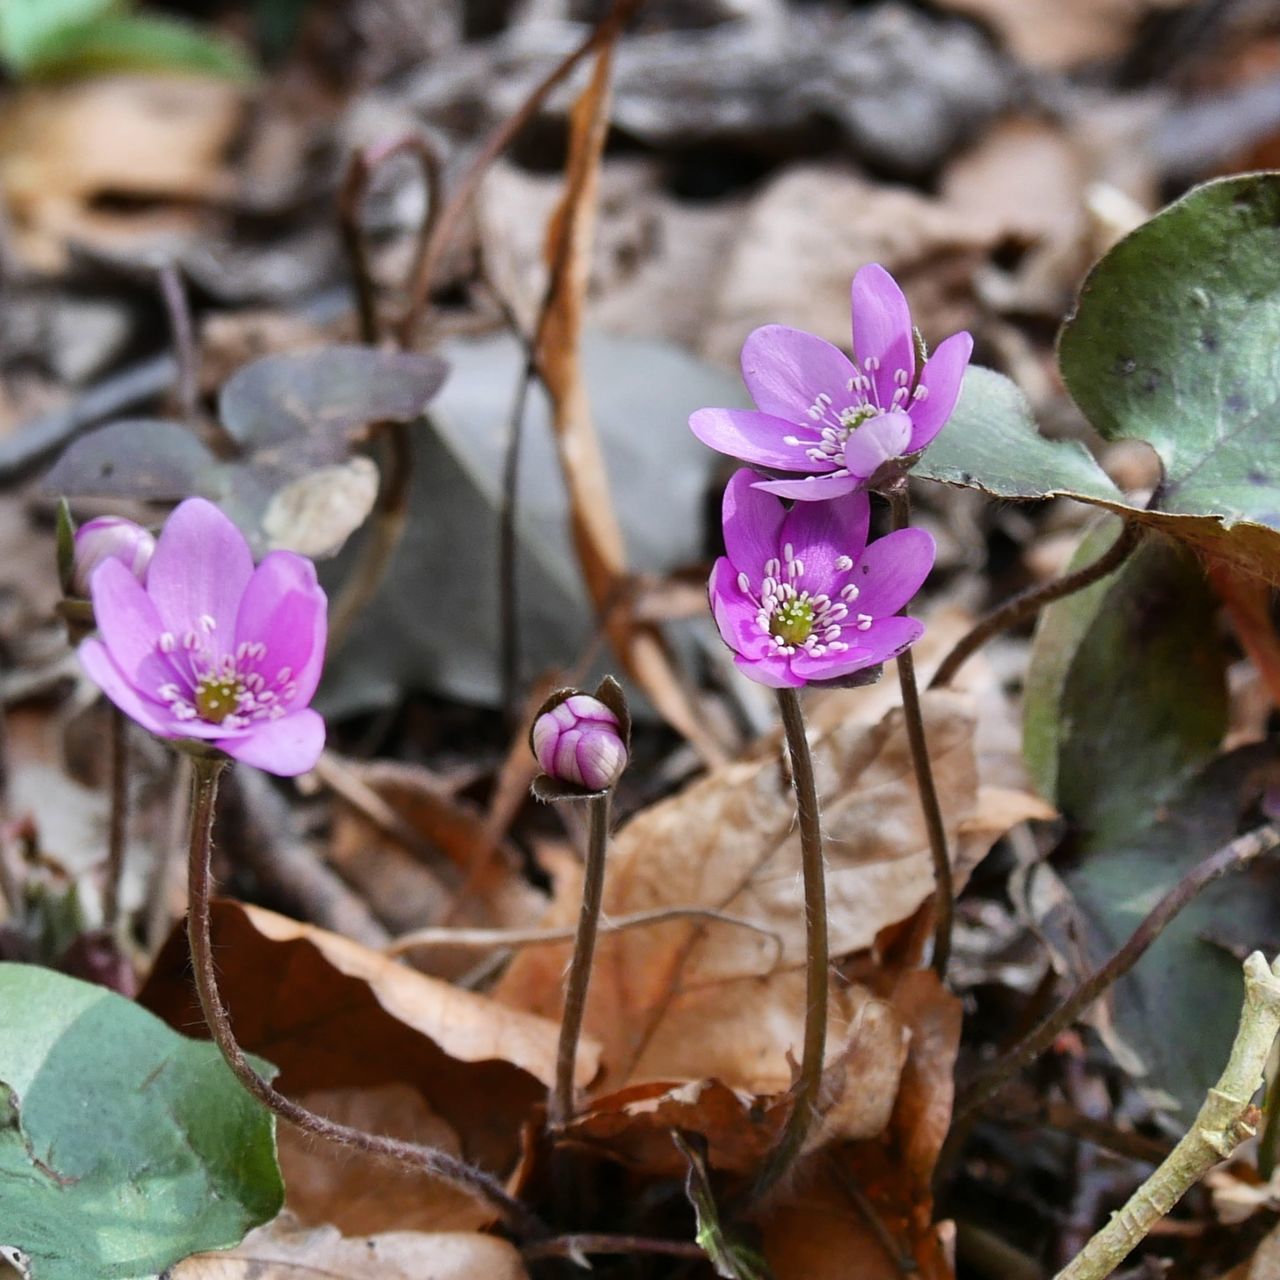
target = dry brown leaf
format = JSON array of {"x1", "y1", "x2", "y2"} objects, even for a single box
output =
[
  {"x1": 0, "y1": 76, "x2": 242, "y2": 272},
  {"x1": 140, "y1": 901, "x2": 600, "y2": 1176},
  {"x1": 171, "y1": 1213, "x2": 527, "y2": 1279},
  {"x1": 497, "y1": 688, "x2": 1049, "y2": 1096}
]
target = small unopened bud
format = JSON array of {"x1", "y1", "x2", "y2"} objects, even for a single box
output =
[
  {"x1": 531, "y1": 694, "x2": 628, "y2": 793},
  {"x1": 71, "y1": 517, "x2": 155, "y2": 598}
]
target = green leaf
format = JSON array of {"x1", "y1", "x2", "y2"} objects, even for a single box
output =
[
  {"x1": 0, "y1": 963, "x2": 282, "y2": 1280},
  {"x1": 916, "y1": 366, "x2": 1122, "y2": 504},
  {"x1": 17, "y1": 14, "x2": 255, "y2": 82},
  {"x1": 0, "y1": 0, "x2": 120, "y2": 73},
  {"x1": 1058, "y1": 173, "x2": 1280, "y2": 582}
]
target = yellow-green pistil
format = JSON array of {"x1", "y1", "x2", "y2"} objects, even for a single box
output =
[
  {"x1": 770, "y1": 597, "x2": 815, "y2": 646},
  {"x1": 195, "y1": 673, "x2": 242, "y2": 724}
]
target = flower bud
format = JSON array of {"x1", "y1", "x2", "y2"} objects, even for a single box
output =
[
  {"x1": 70, "y1": 517, "x2": 155, "y2": 598},
  {"x1": 531, "y1": 694, "x2": 628, "y2": 793}
]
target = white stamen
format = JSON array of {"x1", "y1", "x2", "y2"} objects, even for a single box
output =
[
  {"x1": 199, "y1": 614, "x2": 217, "y2": 633},
  {"x1": 159, "y1": 632, "x2": 176, "y2": 654},
  {"x1": 835, "y1": 555, "x2": 854, "y2": 572},
  {"x1": 737, "y1": 572, "x2": 750, "y2": 592},
  {"x1": 856, "y1": 614, "x2": 873, "y2": 631}
]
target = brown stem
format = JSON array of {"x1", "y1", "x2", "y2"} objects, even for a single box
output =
[
  {"x1": 523, "y1": 1234, "x2": 707, "y2": 1263},
  {"x1": 394, "y1": 0, "x2": 643, "y2": 347},
  {"x1": 954, "y1": 820, "x2": 1280, "y2": 1124},
  {"x1": 930, "y1": 520, "x2": 1143, "y2": 691},
  {"x1": 157, "y1": 261, "x2": 198, "y2": 423},
  {"x1": 183, "y1": 755, "x2": 544, "y2": 1239},
  {"x1": 102, "y1": 705, "x2": 128, "y2": 929},
  {"x1": 752, "y1": 687, "x2": 829, "y2": 1201},
  {"x1": 889, "y1": 485, "x2": 952, "y2": 979},
  {"x1": 550, "y1": 790, "x2": 611, "y2": 1128},
  {"x1": 337, "y1": 133, "x2": 443, "y2": 346}
]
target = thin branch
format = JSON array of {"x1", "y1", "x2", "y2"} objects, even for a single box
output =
[
  {"x1": 889, "y1": 484, "x2": 953, "y2": 978},
  {"x1": 102, "y1": 706, "x2": 128, "y2": 929},
  {"x1": 523, "y1": 1234, "x2": 707, "y2": 1263},
  {"x1": 752, "y1": 687, "x2": 829, "y2": 1201},
  {"x1": 930, "y1": 521, "x2": 1143, "y2": 690},
  {"x1": 1055, "y1": 952, "x2": 1280, "y2": 1280},
  {"x1": 156, "y1": 261, "x2": 198, "y2": 423},
  {"x1": 337, "y1": 133, "x2": 444, "y2": 346},
  {"x1": 956, "y1": 821, "x2": 1280, "y2": 1124},
  {"x1": 387, "y1": 905, "x2": 783, "y2": 966},
  {"x1": 394, "y1": 0, "x2": 643, "y2": 347},
  {"x1": 549, "y1": 791, "x2": 611, "y2": 1129},
  {"x1": 184, "y1": 756, "x2": 544, "y2": 1239}
]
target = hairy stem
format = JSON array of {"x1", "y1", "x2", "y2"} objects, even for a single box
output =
[
  {"x1": 1056, "y1": 952, "x2": 1280, "y2": 1280},
  {"x1": 930, "y1": 520, "x2": 1143, "y2": 691},
  {"x1": 550, "y1": 791, "x2": 611, "y2": 1128},
  {"x1": 889, "y1": 484, "x2": 952, "y2": 978},
  {"x1": 752, "y1": 687, "x2": 829, "y2": 1200},
  {"x1": 102, "y1": 706, "x2": 128, "y2": 929},
  {"x1": 955, "y1": 821, "x2": 1280, "y2": 1124},
  {"x1": 184, "y1": 756, "x2": 543, "y2": 1239}
]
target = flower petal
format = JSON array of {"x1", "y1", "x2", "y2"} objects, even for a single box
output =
[
  {"x1": 219, "y1": 708, "x2": 325, "y2": 777},
  {"x1": 851, "y1": 264, "x2": 915, "y2": 406},
  {"x1": 79, "y1": 638, "x2": 174, "y2": 737},
  {"x1": 846, "y1": 528, "x2": 936, "y2": 619},
  {"x1": 234, "y1": 551, "x2": 328, "y2": 706},
  {"x1": 842, "y1": 412, "x2": 913, "y2": 482},
  {"x1": 752, "y1": 472, "x2": 860, "y2": 502},
  {"x1": 690, "y1": 408, "x2": 826, "y2": 471},
  {"x1": 740, "y1": 325, "x2": 858, "y2": 423},
  {"x1": 792, "y1": 616, "x2": 923, "y2": 680},
  {"x1": 146, "y1": 498, "x2": 254, "y2": 645},
  {"x1": 778, "y1": 491, "x2": 871, "y2": 595},
  {"x1": 908, "y1": 331, "x2": 973, "y2": 449},
  {"x1": 90, "y1": 558, "x2": 166, "y2": 681},
  {"x1": 733, "y1": 652, "x2": 805, "y2": 688},
  {"x1": 722, "y1": 470, "x2": 785, "y2": 580},
  {"x1": 710, "y1": 557, "x2": 770, "y2": 659}
]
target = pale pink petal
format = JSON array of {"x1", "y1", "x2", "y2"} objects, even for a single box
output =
[
  {"x1": 689, "y1": 408, "x2": 826, "y2": 471},
  {"x1": 146, "y1": 499, "x2": 253, "y2": 644},
  {"x1": 842, "y1": 412, "x2": 912, "y2": 481},
  {"x1": 851, "y1": 264, "x2": 915, "y2": 407},
  {"x1": 734, "y1": 652, "x2": 805, "y2": 688},
  {"x1": 79, "y1": 638, "x2": 173, "y2": 737},
  {"x1": 907, "y1": 332, "x2": 973, "y2": 449},
  {"x1": 234, "y1": 551, "x2": 328, "y2": 706},
  {"x1": 740, "y1": 326, "x2": 858, "y2": 422},
  {"x1": 710, "y1": 558, "x2": 770, "y2": 659},
  {"x1": 89, "y1": 559, "x2": 165, "y2": 682},
  {"x1": 778, "y1": 491, "x2": 870, "y2": 596},
  {"x1": 219, "y1": 709, "x2": 325, "y2": 777},
  {"x1": 844, "y1": 528, "x2": 936, "y2": 619},
  {"x1": 751, "y1": 472, "x2": 860, "y2": 501},
  {"x1": 722, "y1": 470, "x2": 785, "y2": 580}
]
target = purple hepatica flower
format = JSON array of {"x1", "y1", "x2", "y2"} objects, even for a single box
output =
[
  {"x1": 709, "y1": 470, "x2": 935, "y2": 688},
  {"x1": 690, "y1": 264, "x2": 973, "y2": 498},
  {"x1": 79, "y1": 498, "x2": 326, "y2": 777}
]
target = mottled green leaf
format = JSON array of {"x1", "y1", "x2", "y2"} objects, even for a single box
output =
[{"x1": 0, "y1": 964, "x2": 282, "y2": 1280}]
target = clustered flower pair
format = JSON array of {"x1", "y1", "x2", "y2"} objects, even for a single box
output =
[{"x1": 695, "y1": 264, "x2": 972, "y2": 687}]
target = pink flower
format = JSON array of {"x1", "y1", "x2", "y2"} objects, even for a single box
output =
[
  {"x1": 531, "y1": 694, "x2": 628, "y2": 792},
  {"x1": 690, "y1": 264, "x2": 972, "y2": 498},
  {"x1": 709, "y1": 470, "x2": 934, "y2": 687},
  {"x1": 70, "y1": 516, "x2": 155, "y2": 597},
  {"x1": 78, "y1": 498, "x2": 326, "y2": 777}
]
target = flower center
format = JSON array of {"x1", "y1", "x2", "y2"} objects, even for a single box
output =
[
  {"x1": 195, "y1": 673, "x2": 243, "y2": 724},
  {"x1": 838, "y1": 404, "x2": 879, "y2": 432},
  {"x1": 770, "y1": 598, "x2": 814, "y2": 646}
]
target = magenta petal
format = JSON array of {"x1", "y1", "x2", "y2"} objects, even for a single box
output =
[
  {"x1": 851, "y1": 264, "x2": 915, "y2": 405},
  {"x1": 147, "y1": 498, "x2": 254, "y2": 642},
  {"x1": 79, "y1": 638, "x2": 173, "y2": 736},
  {"x1": 740, "y1": 325, "x2": 858, "y2": 422},
  {"x1": 908, "y1": 331, "x2": 973, "y2": 449},
  {"x1": 847, "y1": 528, "x2": 936, "y2": 619},
  {"x1": 733, "y1": 652, "x2": 805, "y2": 688},
  {"x1": 722, "y1": 470, "x2": 785, "y2": 579},
  {"x1": 235, "y1": 551, "x2": 328, "y2": 705},
  {"x1": 752, "y1": 472, "x2": 859, "y2": 502},
  {"x1": 219, "y1": 708, "x2": 325, "y2": 777},
  {"x1": 689, "y1": 407, "x2": 825, "y2": 471},
  {"x1": 790, "y1": 644, "x2": 876, "y2": 682},
  {"x1": 792, "y1": 617, "x2": 923, "y2": 680},
  {"x1": 778, "y1": 491, "x2": 870, "y2": 594},
  {"x1": 710, "y1": 558, "x2": 770, "y2": 659},
  {"x1": 858, "y1": 615, "x2": 925, "y2": 666},
  {"x1": 842, "y1": 412, "x2": 913, "y2": 481},
  {"x1": 90, "y1": 558, "x2": 165, "y2": 680}
]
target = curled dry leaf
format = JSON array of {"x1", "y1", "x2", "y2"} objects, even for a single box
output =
[
  {"x1": 171, "y1": 1213, "x2": 527, "y2": 1280},
  {"x1": 140, "y1": 901, "x2": 600, "y2": 1182}
]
